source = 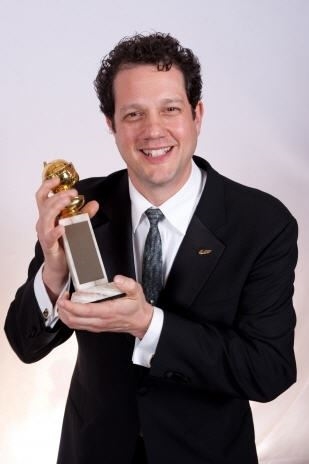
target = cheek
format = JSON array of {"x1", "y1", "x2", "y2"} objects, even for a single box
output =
[
  {"x1": 114, "y1": 130, "x2": 133, "y2": 151},
  {"x1": 172, "y1": 123, "x2": 197, "y2": 145},
  {"x1": 170, "y1": 115, "x2": 197, "y2": 135},
  {"x1": 121, "y1": 125, "x2": 139, "y2": 142}
]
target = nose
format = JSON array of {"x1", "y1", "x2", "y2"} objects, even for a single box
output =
[{"x1": 141, "y1": 112, "x2": 166, "y2": 140}]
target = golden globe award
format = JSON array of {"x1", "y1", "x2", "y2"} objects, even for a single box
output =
[{"x1": 42, "y1": 159, "x2": 124, "y2": 303}]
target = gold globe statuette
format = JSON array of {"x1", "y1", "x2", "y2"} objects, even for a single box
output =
[{"x1": 42, "y1": 159, "x2": 85, "y2": 218}]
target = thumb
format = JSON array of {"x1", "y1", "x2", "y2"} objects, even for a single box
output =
[
  {"x1": 113, "y1": 275, "x2": 139, "y2": 298},
  {"x1": 81, "y1": 200, "x2": 99, "y2": 219}
]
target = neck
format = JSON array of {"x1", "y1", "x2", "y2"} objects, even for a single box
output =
[{"x1": 129, "y1": 164, "x2": 193, "y2": 206}]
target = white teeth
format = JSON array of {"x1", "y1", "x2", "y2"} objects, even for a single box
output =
[{"x1": 142, "y1": 147, "x2": 171, "y2": 157}]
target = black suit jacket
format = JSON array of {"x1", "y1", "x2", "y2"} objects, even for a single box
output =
[{"x1": 5, "y1": 157, "x2": 298, "y2": 464}]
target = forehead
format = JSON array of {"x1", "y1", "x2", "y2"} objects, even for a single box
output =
[{"x1": 113, "y1": 64, "x2": 187, "y2": 104}]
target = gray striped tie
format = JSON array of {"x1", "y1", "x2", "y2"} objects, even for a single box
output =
[{"x1": 142, "y1": 208, "x2": 164, "y2": 305}]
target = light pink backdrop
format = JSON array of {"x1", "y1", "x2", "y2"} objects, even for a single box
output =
[{"x1": 1, "y1": 1, "x2": 308, "y2": 462}]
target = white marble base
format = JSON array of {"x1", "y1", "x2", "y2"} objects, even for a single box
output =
[{"x1": 59, "y1": 213, "x2": 124, "y2": 303}]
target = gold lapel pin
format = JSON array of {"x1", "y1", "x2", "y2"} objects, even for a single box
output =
[{"x1": 198, "y1": 249, "x2": 212, "y2": 255}]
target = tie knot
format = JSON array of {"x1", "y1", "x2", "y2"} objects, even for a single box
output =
[{"x1": 145, "y1": 208, "x2": 164, "y2": 226}]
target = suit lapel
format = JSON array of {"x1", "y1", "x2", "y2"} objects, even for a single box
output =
[
  {"x1": 159, "y1": 157, "x2": 226, "y2": 310},
  {"x1": 160, "y1": 217, "x2": 225, "y2": 309}
]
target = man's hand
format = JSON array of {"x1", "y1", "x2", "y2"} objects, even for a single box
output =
[
  {"x1": 35, "y1": 177, "x2": 99, "y2": 301},
  {"x1": 57, "y1": 275, "x2": 154, "y2": 339}
]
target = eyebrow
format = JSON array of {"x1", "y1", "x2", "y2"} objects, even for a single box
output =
[
  {"x1": 161, "y1": 98, "x2": 184, "y2": 105},
  {"x1": 119, "y1": 98, "x2": 185, "y2": 114}
]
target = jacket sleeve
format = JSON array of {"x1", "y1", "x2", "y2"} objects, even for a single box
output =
[
  {"x1": 4, "y1": 241, "x2": 73, "y2": 363},
  {"x1": 150, "y1": 216, "x2": 298, "y2": 403}
]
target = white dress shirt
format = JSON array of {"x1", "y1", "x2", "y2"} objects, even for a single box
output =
[
  {"x1": 130, "y1": 161, "x2": 206, "y2": 366},
  {"x1": 34, "y1": 160, "x2": 206, "y2": 367}
]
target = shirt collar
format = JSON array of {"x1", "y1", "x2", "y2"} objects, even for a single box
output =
[{"x1": 129, "y1": 160, "x2": 206, "y2": 235}]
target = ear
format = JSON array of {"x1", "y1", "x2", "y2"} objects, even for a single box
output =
[
  {"x1": 105, "y1": 116, "x2": 115, "y2": 133},
  {"x1": 194, "y1": 101, "x2": 204, "y2": 134}
]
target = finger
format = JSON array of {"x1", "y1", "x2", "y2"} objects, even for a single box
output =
[
  {"x1": 36, "y1": 178, "x2": 72, "y2": 213},
  {"x1": 58, "y1": 312, "x2": 107, "y2": 332},
  {"x1": 57, "y1": 298, "x2": 107, "y2": 318},
  {"x1": 36, "y1": 188, "x2": 79, "y2": 242},
  {"x1": 58, "y1": 306, "x2": 130, "y2": 333},
  {"x1": 45, "y1": 193, "x2": 79, "y2": 222},
  {"x1": 57, "y1": 299, "x2": 113, "y2": 331},
  {"x1": 37, "y1": 188, "x2": 78, "y2": 214},
  {"x1": 36, "y1": 177, "x2": 61, "y2": 204},
  {"x1": 55, "y1": 291, "x2": 70, "y2": 306},
  {"x1": 57, "y1": 298, "x2": 84, "y2": 315},
  {"x1": 36, "y1": 177, "x2": 77, "y2": 206},
  {"x1": 61, "y1": 291, "x2": 71, "y2": 301}
]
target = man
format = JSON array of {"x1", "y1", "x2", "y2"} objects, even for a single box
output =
[{"x1": 5, "y1": 32, "x2": 298, "y2": 464}]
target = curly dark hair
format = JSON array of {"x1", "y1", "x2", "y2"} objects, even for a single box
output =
[{"x1": 94, "y1": 32, "x2": 202, "y2": 127}]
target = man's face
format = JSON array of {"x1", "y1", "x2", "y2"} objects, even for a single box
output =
[{"x1": 107, "y1": 64, "x2": 203, "y2": 205}]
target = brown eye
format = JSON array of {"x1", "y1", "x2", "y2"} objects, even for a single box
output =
[
  {"x1": 125, "y1": 111, "x2": 143, "y2": 121},
  {"x1": 165, "y1": 106, "x2": 180, "y2": 114}
]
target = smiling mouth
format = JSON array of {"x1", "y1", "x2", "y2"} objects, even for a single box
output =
[{"x1": 140, "y1": 147, "x2": 173, "y2": 157}]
